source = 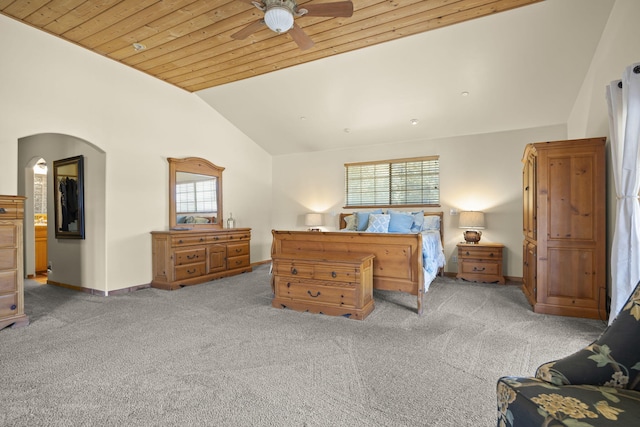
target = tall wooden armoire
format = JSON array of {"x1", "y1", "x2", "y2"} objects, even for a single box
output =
[{"x1": 522, "y1": 137, "x2": 606, "y2": 319}]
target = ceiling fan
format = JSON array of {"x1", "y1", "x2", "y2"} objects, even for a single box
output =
[{"x1": 231, "y1": 0, "x2": 354, "y2": 50}]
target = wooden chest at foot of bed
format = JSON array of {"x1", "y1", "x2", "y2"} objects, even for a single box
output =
[{"x1": 271, "y1": 251, "x2": 375, "y2": 320}]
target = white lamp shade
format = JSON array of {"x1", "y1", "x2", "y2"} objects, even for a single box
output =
[
  {"x1": 459, "y1": 211, "x2": 485, "y2": 229},
  {"x1": 305, "y1": 213, "x2": 323, "y2": 227},
  {"x1": 264, "y1": 7, "x2": 294, "y2": 33}
]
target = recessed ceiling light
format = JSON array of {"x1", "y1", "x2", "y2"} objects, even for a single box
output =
[
  {"x1": 410, "y1": 119, "x2": 419, "y2": 125},
  {"x1": 299, "y1": 116, "x2": 306, "y2": 121},
  {"x1": 132, "y1": 43, "x2": 146, "y2": 51},
  {"x1": 344, "y1": 128, "x2": 351, "y2": 133},
  {"x1": 461, "y1": 91, "x2": 469, "y2": 97}
]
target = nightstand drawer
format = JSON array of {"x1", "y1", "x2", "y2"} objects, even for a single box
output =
[
  {"x1": 460, "y1": 261, "x2": 499, "y2": 275},
  {"x1": 275, "y1": 277, "x2": 356, "y2": 307},
  {"x1": 459, "y1": 247, "x2": 501, "y2": 259}
]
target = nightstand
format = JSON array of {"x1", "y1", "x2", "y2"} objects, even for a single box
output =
[{"x1": 456, "y1": 243, "x2": 505, "y2": 284}]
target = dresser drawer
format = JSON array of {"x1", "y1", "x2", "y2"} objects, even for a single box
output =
[
  {"x1": 227, "y1": 242, "x2": 249, "y2": 257},
  {"x1": 228, "y1": 255, "x2": 250, "y2": 269},
  {"x1": 460, "y1": 260, "x2": 499, "y2": 275},
  {"x1": 0, "y1": 248, "x2": 16, "y2": 270},
  {"x1": 0, "y1": 293, "x2": 18, "y2": 317},
  {"x1": 459, "y1": 247, "x2": 501, "y2": 260},
  {"x1": 171, "y1": 235, "x2": 207, "y2": 246},
  {"x1": 207, "y1": 234, "x2": 230, "y2": 243},
  {"x1": 175, "y1": 262, "x2": 206, "y2": 280},
  {"x1": 0, "y1": 203, "x2": 20, "y2": 219},
  {"x1": 0, "y1": 271, "x2": 17, "y2": 293},
  {"x1": 275, "y1": 277, "x2": 356, "y2": 307},
  {"x1": 0, "y1": 224, "x2": 18, "y2": 248},
  {"x1": 174, "y1": 248, "x2": 206, "y2": 265}
]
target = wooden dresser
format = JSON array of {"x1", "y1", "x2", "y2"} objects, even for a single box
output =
[
  {"x1": 272, "y1": 251, "x2": 375, "y2": 320},
  {"x1": 456, "y1": 243, "x2": 505, "y2": 284},
  {"x1": 151, "y1": 228, "x2": 252, "y2": 290},
  {"x1": 0, "y1": 195, "x2": 29, "y2": 330},
  {"x1": 522, "y1": 137, "x2": 606, "y2": 319}
]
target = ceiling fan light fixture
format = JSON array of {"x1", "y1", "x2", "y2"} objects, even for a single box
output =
[{"x1": 264, "y1": 7, "x2": 294, "y2": 33}]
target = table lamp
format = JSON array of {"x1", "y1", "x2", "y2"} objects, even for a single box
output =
[{"x1": 459, "y1": 211, "x2": 485, "y2": 244}]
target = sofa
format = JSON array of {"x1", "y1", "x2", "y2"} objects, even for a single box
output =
[{"x1": 497, "y1": 281, "x2": 640, "y2": 426}]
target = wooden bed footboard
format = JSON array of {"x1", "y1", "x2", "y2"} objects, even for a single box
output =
[{"x1": 271, "y1": 230, "x2": 426, "y2": 314}]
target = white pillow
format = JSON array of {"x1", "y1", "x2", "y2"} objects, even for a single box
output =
[
  {"x1": 422, "y1": 215, "x2": 441, "y2": 230},
  {"x1": 365, "y1": 213, "x2": 390, "y2": 233}
]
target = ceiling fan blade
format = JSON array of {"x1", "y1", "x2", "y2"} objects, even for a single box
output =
[
  {"x1": 231, "y1": 20, "x2": 265, "y2": 40},
  {"x1": 289, "y1": 23, "x2": 314, "y2": 50},
  {"x1": 301, "y1": 1, "x2": 354, "y2": 17},
  {"x1": 236, "y1": 0, "x2": 257, "y2": 4}
]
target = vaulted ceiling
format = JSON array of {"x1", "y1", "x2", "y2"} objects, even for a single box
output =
[
  {"x1": 0, "y1": 0, "x2": 541, "y2": 92},
  {"x1": 1, "y1": 1, "x2": 616, "y2": 156}
]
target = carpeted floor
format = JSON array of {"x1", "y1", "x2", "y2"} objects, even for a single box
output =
[{"x1": 0, "y1": 265, "x2": 605, "y2": 426}]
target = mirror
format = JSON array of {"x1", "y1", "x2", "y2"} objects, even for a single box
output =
[
  {"x1": 53, "y1": 155, "x2": 85, "y2": 239},
  {"x1": 169, "y1": 157, "x2": 224, "y2": 230}
]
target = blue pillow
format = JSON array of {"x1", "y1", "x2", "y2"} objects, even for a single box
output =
[
  {"x1": 365, "y1": 214, "x2": 390, "y2": 233},
  {"x1": 411, "y1": 211, "x2": 425, "y2": 232},
  {"x1": 388, "y1": 211, "x2": 414, "y2": 233},
  {"x1": 356, "y1": 209, "x2": 383, "y2": 231}
]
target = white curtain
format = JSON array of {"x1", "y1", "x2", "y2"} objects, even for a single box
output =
[{"x1": 606, "y1": 62, "x2": 640, "y2": 324}]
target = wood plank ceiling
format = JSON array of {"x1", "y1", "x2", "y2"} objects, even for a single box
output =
[{"x1": 0, "y1": 0, "x2": 542, "y2": 92}]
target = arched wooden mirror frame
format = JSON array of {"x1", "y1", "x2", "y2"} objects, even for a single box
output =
[{"x1": 168, "y1": 157, "x2": 224, "y2": 230}]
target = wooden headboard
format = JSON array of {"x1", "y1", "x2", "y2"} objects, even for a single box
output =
[{"x1": 339, "y1": 211, "x2": 444, "y2": 242}]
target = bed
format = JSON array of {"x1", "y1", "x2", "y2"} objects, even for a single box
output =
[{"x1": 271, "y1": 211, "x2": 445, "y2": 315}]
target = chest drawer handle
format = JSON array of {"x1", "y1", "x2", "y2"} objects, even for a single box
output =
[
  {"x1": 472, "y1": 267, "x2": 486, "y2": 272},
  {"x1": 465, "y1": 251, "x2": 470, "y2": 255},
  {"x1": 0, "y1": 208, "x2": 5, "y2": 214},
  {"x1": 307, "y1": 290, "x2": 321, "y2": 298},
  {"x1": 179, "y1": 239, "x2": 184, "y2": 244},
  {"x1": 186, "y1": 254, "x2": 198, "y2": 260},
  {"x1": 291, "y1": 268, "x2": 297, "y2": 275},
  {"x1": 489, "y1": 253, "x2": 494, "y2": 257},
  {"x1": 186, "y1": 268, "x2": 197, "y2": 274},
  {"x1": 331, "y1": 272, "x2": 337, "y2": 278},
  {"x1": 235, "y1": 248, "x2": 242, "y2": 253},
  {"x1": 10, "y1": 304, "x2": 17, "y2": 310}
]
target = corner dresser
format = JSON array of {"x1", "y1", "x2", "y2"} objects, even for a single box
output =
[
  {"x1": 522, "y1": 137, "x2": 606, "y2": 319},
  {"x1": 150, "y1": 228, "x2": 251, "y2": 290},
  {"x1": 456, "y1": 243, "x2": 505, "y2": 284},
  {"x1": 0, "y1": 195, "x2": 29, "y2": 330},
  {"x1": 271, "y1": 251, "x2": 375, "y2": 320}
]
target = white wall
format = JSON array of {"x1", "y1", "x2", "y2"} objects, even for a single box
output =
[
  {"x1": 567, "y1": 0, "x2": 640, "y2": 291},
  {"x1": 272, "y1": 125, "x2": 567, "y2": 278},
  {"x1": 0, "y1": 14, "x2": 273, "y2": 293}
]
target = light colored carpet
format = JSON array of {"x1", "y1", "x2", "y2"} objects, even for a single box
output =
[{"x1": 0, "y1": 265, "x2": 605, "y2": 426}]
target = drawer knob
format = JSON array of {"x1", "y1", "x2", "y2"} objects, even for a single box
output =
[
  {"x1": 291, "y1": 268, "x2": 297, "y2": 275},
  {"x1": 10, "y1": 304, "x2": 16, "y2": 310},
  {"x1": 466, "y1": 251, "x2": 470, "y2": 255},
  {"x1": 307, "y1": 290, "x2": 321, "y2": 298},
  {"x1": 331, "y1": 272, "x2": 337, "y2": 278},
  {"x1": 490, "y1": 253, "x2": 494, "y2": 257},
  {"x1": 0, "y1": 208, "x2": 5, "y2": 214},
  {"x1": 179, "y1": 239, "x2": 184, "y2": 244}
]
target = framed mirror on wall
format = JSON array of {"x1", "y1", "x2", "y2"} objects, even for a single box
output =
[
  {"x1": 168, "y1": 157, "x2": 224, "y2": 230},
  {"x1": 53, "y1": 155, "x2": 85, "y2": 239}
]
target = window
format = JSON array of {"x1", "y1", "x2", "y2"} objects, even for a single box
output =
[
  {"x1": 176, "y1": 179, "x2": 216, "y2": 213},
  {"x1": 345, "y1": 156, "x2": 440, "y2": 208}
]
